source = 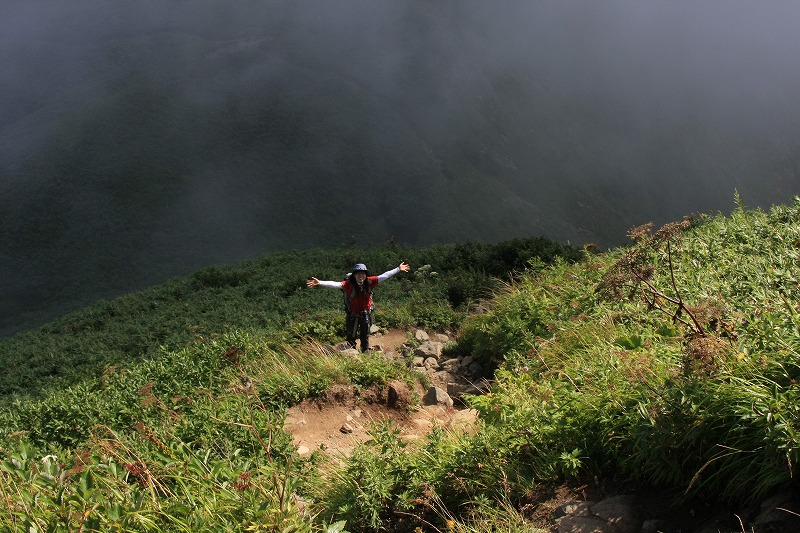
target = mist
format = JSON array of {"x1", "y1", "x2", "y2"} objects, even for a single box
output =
[{"x1": 2, "y1": 0, "x2": 799, "y2": 335}]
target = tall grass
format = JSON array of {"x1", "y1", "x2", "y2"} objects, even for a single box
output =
[
  {"x1": 0, "y1": 238, "x2": 579, "y2": 398},
  {"x1": 459, "y1": 197, "x2": 800, "y2": 503},
  {"x1": 4, "y1": 200, "x2": 800, "y2": 530},
  {"x1": 0, "y1": 332, "x2": 421, "y2": 531},
  {"x1": 310, "y1": 198, "x2": 800, "y2": 530}
]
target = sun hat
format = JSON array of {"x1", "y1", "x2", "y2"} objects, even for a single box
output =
[{"x1": 352, "y1": 263, "x2": 368, "y2": 272}]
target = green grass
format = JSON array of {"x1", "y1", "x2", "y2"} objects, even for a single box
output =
[
  {"x1": 3, "y1": 199, "x2": 800, "y2": 531},
  {"x1": 310, "y1": 197, "x2": 800, "y2": 530},
  {"x1": 0, "y1": 235, "x2": 578, "y2": 531},
  {"x1": 0, "y1": 238, "x2": 580, "y2": 398}
]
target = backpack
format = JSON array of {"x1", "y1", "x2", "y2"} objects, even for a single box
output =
[{"x1": 342, "y1": 273, "x2": 372, "y2": 315}]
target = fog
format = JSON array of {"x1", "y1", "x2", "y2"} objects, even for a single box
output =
[{"x1": 2, "y1": 1, "x2": 799, "y2": 335}]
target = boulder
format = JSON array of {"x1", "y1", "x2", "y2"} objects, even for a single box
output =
[
  {"x1": 432, "y1": 333, "x2": 450, "y2": 343},
  {"x1": 423, "y1": 357, "x2": 440, "y2": 370},
  {"x1": 431, "y1": 370, "x2": 459, "y2": 384},
  {"x1": 555, "y1": 501, "x2": 596, "y2": 519},
  {"x1": 446, "y1": 408, "x2": 479, "y2": 435},
  {"x1": 467, "y1": 361, "x2": 485, "y2": 376},
  {"x1": 423, "y1": 386, "x2": 453, "y2": 408},
  {"x1": 415, "y1": 341, "x2": 444, "y2": 358},
  {"x1": 440, "y1": 358, "x2": 461, "y2": 370},
  {"x1": 640, "y1": 520, "x2": 667, "y2": 533},
  {"x1": 556, "y1": 516, "x2": 615, "y2": 533},
  {"x1": 554, "y1": 495, "x2": 641, "y2": 533},
  {"x1": 590, "y1": 495, "x2": 641, "y2": 533},
  {"x1": 446, "y1": 381, "x2": 485, "y2": 400},
  {"x1": 755, "y1": 490, "x2": 800, "y2": 531}
]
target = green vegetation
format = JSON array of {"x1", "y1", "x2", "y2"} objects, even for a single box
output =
[
  {"x1": 311, "y1": 198, "x2": 800, "y2": 529},
  {"x1": 0, "y1": 237, "x2": 576, "y2": 530},
  {"x1": 0, "y1": 238, "x2": 579, "y2": 398},
  {"x1": 2, "y1": 199, "x2": 800, "y2": 531}
]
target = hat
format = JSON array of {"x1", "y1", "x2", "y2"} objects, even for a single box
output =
[{"x1": 352, "y1": 263, "x2": 369, "y2": 273}]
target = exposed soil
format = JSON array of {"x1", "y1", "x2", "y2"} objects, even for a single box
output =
[
  {"x1": 284, "y1": 385, "x2": 478, "y2": 459},
  {"x1": 284, "y1": 328, "x2": 478, "y2": 459}
]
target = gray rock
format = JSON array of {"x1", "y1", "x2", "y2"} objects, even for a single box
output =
[
  {"x1": 446, "y1": 382, "x2": 485, "y2": 399},
  {"x1": 432, "y1": 333, "x2": 450, "y2": 343},
  {"x1": 590, "y1": 495, "x2": 640, "y2": 533},
  {"x1": 423, "y1": 386, "x2": 453, "y2": 408},
  {"x1": 432, "y1": 370, "x2": 459, "y2": 383},
  {"x1": 440, "y1": 358, "x2": 461, "y2": 370},
  {"x1": 555, "y1": 501, "x2": 596, "y2": 518},
  {"x1": 446, "y1": 382, "x2": 465, "y2": 397},
  {"x1": 468, "y1": 361, "x2": 485, "y2": 376},
  {"x1": 556, "y1": 516, "x2": 615, "y2": 533},
  {"x1": 461, "y1": 355, "x2": 475, "y2": 368},
  {"x1": 415, "y1": 340, "x2": 444, "y2": 358},
  {"x1": 755, "y1": 490, "x2": 800, "y2": 530},
  {"x1": 414, "y1": 329, "x2": 430, "y2": 341},
  {"x1": 424, "y1": 357, "x2": 440, "y2": 370},
  {"x1": 412, "y1": 356, "x2": 425, "y2": 367}
]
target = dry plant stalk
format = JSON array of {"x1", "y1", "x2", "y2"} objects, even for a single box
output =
[{"x1": 598, "y1": 219, "x2": 706, "y2": 336}]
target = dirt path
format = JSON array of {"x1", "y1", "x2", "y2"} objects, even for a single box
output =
[{"x1": 283, "y1": 328, "x2": 478, "y2": 458}]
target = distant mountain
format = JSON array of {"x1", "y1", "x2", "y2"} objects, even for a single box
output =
[{"x1": 1, "y1": 0, "x2": 798, "y2": 335}]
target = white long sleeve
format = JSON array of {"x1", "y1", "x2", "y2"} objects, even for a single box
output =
[
  {"x1": 314, "y1": 266, "x2": 400, "y2": 289},
  {"x1": 377, "y1": 267, "x2": 400, "y2": 282}
]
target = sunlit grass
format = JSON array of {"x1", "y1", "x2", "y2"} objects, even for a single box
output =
[{"x1": 3, "y1": 199, "x2": 800, "y2": 529}]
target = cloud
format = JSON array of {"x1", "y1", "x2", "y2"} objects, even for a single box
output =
[{"x1": 2, "y1": 0, "x2": 800, "y2": 334}]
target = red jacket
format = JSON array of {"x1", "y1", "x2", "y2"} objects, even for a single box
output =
[{"x1": 341, "y1": 276, "x2": 380, "y2": 314}]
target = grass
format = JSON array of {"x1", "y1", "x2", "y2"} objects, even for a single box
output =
[
  {"x1": 0, "y1": 238, "x2": 580, "y2": 398},
  {"x1": 0, "y1": 235, "x2": 578, "y2": 531},
  {"x1": 310, "y1": 197, "x2": 800, "y2": 530},
  {"x1": 2, "y1": 198, "x2": 800, "y2": 531}
]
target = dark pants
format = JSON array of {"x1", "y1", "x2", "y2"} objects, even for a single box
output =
[{"x1": 346, "y1": 310, "x2": 372, "y2": 352}]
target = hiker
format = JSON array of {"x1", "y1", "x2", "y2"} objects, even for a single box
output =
[{"x1": 307, "y1": 262, "x2": 411, "y2": 352}]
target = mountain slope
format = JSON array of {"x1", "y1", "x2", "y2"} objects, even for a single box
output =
[{"x1": 2, "y1": 1, "x2": 799, "y2": 337}]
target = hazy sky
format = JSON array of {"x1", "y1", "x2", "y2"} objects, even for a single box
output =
[{"x1": 2, "y1": 0, "x2": 800, "y2": 334}]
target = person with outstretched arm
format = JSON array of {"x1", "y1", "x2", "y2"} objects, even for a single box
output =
[{"x1": 307, "y1": 262, "x2": 411, "y2": 352}]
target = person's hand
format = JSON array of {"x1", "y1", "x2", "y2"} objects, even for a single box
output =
[
  {"x1": 399, "y1": 262, "x2": 411, "y2": 272},
  {"x1": 306, "y1": 277, "x2": 320, "y2": 287}
]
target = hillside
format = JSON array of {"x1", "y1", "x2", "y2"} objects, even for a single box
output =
[
  {"x1": 1, "y1": 200, "x2": 800, "y2": 531},
  {"x1": 0, "y1": 237, "x2": 579, "y2": 397}
]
